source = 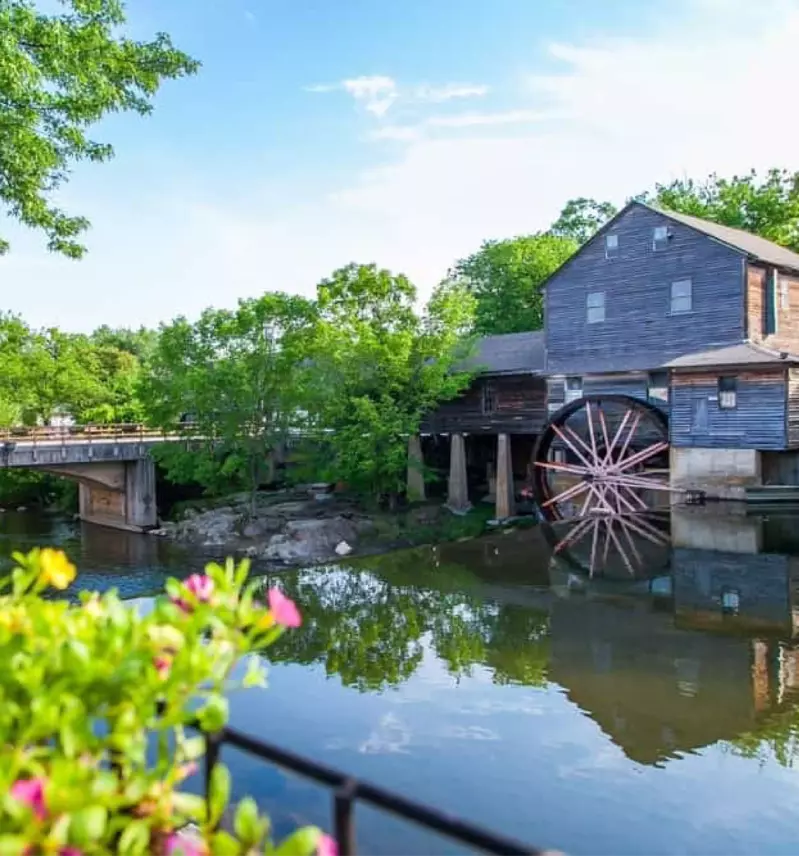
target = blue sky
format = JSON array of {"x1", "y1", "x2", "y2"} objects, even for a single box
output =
[{"x1": 4, "y1": 0, "x2": 799, "y2": 331}]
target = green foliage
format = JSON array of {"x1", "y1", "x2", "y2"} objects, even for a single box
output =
[
  {"x1": 0, "y1": 313, "x2": 152, "y2": 427},
  {"x1": 141, "y1": 294, "x2": 319, "y2": 512},
  {"x1": 308, "y1": 263, "x2": 475, "y2": 504},
  {"x1": 0, "y1": 0, "x2": 198, "y2": 256},
  {"x1": 550, "y1": 197, "x2": 618, "y2": 244},
  {"x1": 442, "y1": 234, "x2": 576, "y2": 336},
  {"x1": 0, "y1": 547, "x2": 329, "y2": 855},
  {"x1": 641, "y1": 168, "x2": 799, "y2": 251}
]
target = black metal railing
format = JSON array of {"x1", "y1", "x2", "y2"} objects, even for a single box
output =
[{"x1": 201, "y1": 725, "x2": 544, "y2": 855}]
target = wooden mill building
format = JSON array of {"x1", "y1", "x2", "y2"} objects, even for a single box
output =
[{"x1": 421, "y1": 201, "x2": 799, "y2": 517}]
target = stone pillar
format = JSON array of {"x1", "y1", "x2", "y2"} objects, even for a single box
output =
[
  {"x1": 495, "y1": 433, "x2": 515, "y2": 520},
  {"x1": 752, "y1": 640, "x2": 771, "y2": 713},
  {"x1": 406, "y1": 434, "x2": 426, "y2": 502},
  {"x1": 447, "y1": 433, "x2": 471, "y2": 513},
  {"x1": 125, "y1": 458, "x2": 157, "y2": 530}
]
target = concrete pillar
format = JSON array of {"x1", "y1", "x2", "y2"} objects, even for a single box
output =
[
  {"x1": 406, "y1": 434, "x2": 426, "y2": 502},
  {"x1": 752, "y1": 640, "x2": 771, "y2": 713},
  {"x1": 124, "y1": 458, "x2": 157, "y2": 530},
  {"x1": 447, "y1": 433, "x2": 471, "y2": 513},
  {"x1": 495, "y1": 433, "x2": 515, "y2": 520}
]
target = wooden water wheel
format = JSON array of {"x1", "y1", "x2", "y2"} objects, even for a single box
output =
[{"x1": 531, "y1": 394, "x2": 671, "y2": 522}]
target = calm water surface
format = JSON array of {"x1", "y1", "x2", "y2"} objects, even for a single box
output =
[{"x1": 3, "y1": 509, "x2": 799, "y2": 855}]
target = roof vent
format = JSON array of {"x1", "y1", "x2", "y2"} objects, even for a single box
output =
[{"x1": 780, "y1": 351, "x2": 789, "y2": 360}]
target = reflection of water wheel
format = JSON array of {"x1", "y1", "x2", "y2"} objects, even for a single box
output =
[
  {"x1": 543, "y1": 512, "x2": 671, "y2": 579},
  {"x1": 532, "y1": 395, "x2": 670, "y2": 521}
]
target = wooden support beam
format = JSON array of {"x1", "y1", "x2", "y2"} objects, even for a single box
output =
[
  {"x1": 447, "y1": 433, "x2": 471, "y2": 513},
  {"x1": 495, "y1": 433, "x2": 515, "y2": 520},
  {"x1": 406, "y1": 434, "x2": 426, "y2": 502}
]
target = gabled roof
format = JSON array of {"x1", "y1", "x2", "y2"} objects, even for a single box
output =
[
  {"x1": 638, "y1": 203, "x2": 799, "y2": 274},
  {"x1": 664, "y1": 342, "x2": 799, "y2": 370},
  {"x1": 459, "y1": 330, "x2": 545, "y2": 376},
  {"x1": 542, "y1": 200, "x2": 799, "y2": 289}
]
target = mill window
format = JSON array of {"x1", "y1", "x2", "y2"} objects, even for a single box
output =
[
  {"x1": 564, "y1": 376, "x2": 583, "y2": 403},
  {"x1": 653, "y1": 225, "x2": 671, "y2": 250},
  {"x1": 481, "y1": 381, "x2": 496, "y2": 415},
  {"x1": 670, "y1": 278, "x2": 692, "y2": 314},
  {"x1": 764, "y1": 268, "x2": 779, "y2": 335},
  {"x1": 587, "y1": 290, "x2": 605, "y2": 323},
  {"x1": 647, "y1": 371, "x2": 669, "y2": 404},
  {"x1": 605, "y1": 234, "x2": 619, "y2": 259},
  {"x1": 718, "y1": 376, "x2": 737, "y2": 409}
]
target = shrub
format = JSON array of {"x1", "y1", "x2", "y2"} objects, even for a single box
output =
[{"x1": 0, "y1": 547, "x2": 335, "y2": 856}]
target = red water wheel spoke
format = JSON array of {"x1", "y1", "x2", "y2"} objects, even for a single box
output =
[{"x1": 532, "y1": 394, "x2": 670, "y2": 522}]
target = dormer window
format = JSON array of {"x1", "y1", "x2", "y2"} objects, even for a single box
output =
[
  {"x1": 653, "y1": 225, "x2": 670, "y2": 250},
  {"x1": 605, "y1": 234, "x2": 619, "y2": 259}
]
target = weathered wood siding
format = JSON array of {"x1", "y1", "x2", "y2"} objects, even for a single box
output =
[
  {"x1": 422, "y1": 375, "x2": 547, "y2": 435},
  {"x1": 747, "y1": 265, "x2": 799, "y2": 353},
  {"x1": 545, "y1": 204, "x2": 746, "y2": 374},
  {"x1": 789, "y1": 368, "x2": 799, "y2": 447},
  {"x1": 670, "y1": 369, "x2": 788, "y2": 450}
]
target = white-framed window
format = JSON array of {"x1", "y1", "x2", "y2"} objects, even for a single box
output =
[
  {"x1": 670, "y1": 278, "x2": 692, "y2": 314},
  {"x1": 564, "y1": 376, "x2": 583, "y2": 403},
  {"x1": 605, "y1": 234, "x2": 619, "y2": 259},
  {"x1": 647, "y1": 371, "x2": 669, "y2": 404},
  {"x1": 587, "y1": 290, "x2": 605, "y2": 323},
  {"x1": 653, "y1": 225, "x2": 671, "y2": 250},
  {"x1": 718, "y1": 376, "x2": 737, "y2": 409},
  {"x1": 780, "y1": 275, "x2": 790, "y2": 310}
]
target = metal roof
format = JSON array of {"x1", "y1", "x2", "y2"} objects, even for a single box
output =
[
  {"x1": 664, "y1": 342, "x2": 799, "y2": 370},
  {"x1": 641, "y1": 203, "x2": 799, "y2": 274},
  {"x1": 459, "y1": 330, "x2": 545, "y2": 376}
]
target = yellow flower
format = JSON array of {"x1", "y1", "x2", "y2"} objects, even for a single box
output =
[
  {"x1": 0, "y1": 605, "x2": 32, "y2": 635},
  {"x1": 38, "y1": 548, "x2": 77, "y2": 590},
  {"x1": 255, "y1": 612, "x2": 275, "y2": 632},
  {"x1": 147, "y1": 624, "x2": 185, "y2": 653}
]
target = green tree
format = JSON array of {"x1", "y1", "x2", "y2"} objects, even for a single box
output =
[
  {"x1": 642, "y1": 168, "x2": 799, "y2": 251},
  {"x1": 0, "y1": 0, "x2": 198, "y2": 256},
  {"x1": 442, "y1": 234, "x2": 576, "y2": 336},
  {"x1": 309, "y1": 263, "x2": 474, "y2": 506},
  {"x1": 141, "y1": 293, "x2": 318, "y2": 513},
  {"x1": 550, "y1": 197, "x2": 618, "y2": 244}
]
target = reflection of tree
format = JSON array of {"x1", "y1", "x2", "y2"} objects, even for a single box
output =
[
  {"x1": 728, "y1": 707, "x2": 799, "y2": 768},
  {"x1": 256, "y1": 552, "x2": 550, "y2": 692}
]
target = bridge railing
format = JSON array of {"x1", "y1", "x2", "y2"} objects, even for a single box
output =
[{"x1": 0, "y1": 423, "x2": 197, "y2": 444}]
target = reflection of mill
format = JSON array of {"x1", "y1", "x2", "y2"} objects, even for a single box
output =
[{"x1": 545, "y1": 508, "x2": 799, "y2": 765}]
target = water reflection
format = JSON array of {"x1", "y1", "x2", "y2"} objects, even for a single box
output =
[{"x1": 4, "y1": 510, "x2": 799, "y2": 852}]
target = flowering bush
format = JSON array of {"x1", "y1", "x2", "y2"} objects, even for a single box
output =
[{"x1": 0, "y1": 547, "x2": 334, "y2": 856}]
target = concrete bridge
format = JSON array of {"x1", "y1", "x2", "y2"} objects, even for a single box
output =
[{"x1": 0, "y1": 424, "x2": 183, "y2": 532}]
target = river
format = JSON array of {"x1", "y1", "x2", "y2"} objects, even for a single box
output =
[{"x1": 3, "y1": 508, "x2": 799, "y2": 854}]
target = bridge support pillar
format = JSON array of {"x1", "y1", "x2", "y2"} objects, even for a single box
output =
[{"x1": 73, "y1": 458, "x2": 157, "y2": 532}]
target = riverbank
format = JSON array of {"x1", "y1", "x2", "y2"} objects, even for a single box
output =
[{"x1": 150, "y1": 487, "x2": 529, "y2": 564}]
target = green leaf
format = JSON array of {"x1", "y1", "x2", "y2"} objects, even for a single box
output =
[
  {"x1": 181, "y1": 735, "x2": 207, "y2": 761},
  {"x1": 209, "y1": 762, "x2": 231, "y2": 828},
  {"x1": 273, "y1": 827, "x2": 324, "y2": 856},
  {"x1": 198, "y1": 694, "x2": 229, "y2": 733},
  {"x1": 172, "y1": 792, "x2": 208, "y2": 822},
  {"x1": 243, "y1": 656, "x2": 266, "y2": 688},
  {"x1": 118, "y1": 819, "x2": 151, "y2": 856},
  {"x1": 71, "y1": 805, "x2": 108, "y2": 845},
  {"x1": 234, "y1": 796, "x2": 266, "y2": 846},
  {"x1": 210, "y1": 830, "x2": 242, "y2": 856},
  {"x1": 0, "y1": 836, "x2": 29, "y2": 856}
]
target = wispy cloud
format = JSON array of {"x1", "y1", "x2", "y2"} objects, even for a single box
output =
[
  {"x1": 306, "y1": 75, "x2": 487, "y2": 117},
  {"x1": 426, "y1": 109, "x2": 552, "y2": 128}
]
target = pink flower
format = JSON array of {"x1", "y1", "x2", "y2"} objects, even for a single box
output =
[
  {"x1": 268, "y1": 588, "x2": 302, "y2": 628},
  {"x1": 60, "y1": 848, "x2": 83, "y2": 856},
  {"x1": 154, "y1": 655, "x2": 172, "y2": 680},
  {"x1": 10, "y1": 777, "x2": 47, "y2": 820},
  {"x1": 164, "y1": 832, "x2": 207, "y2": 856},
  {"x1": 185, "y1": 574, "x2": 214, "y2": 602},
  {"x1": 317, "y1": 833, "x2": 338, "y2": 856},
  {"x1": 171, "y1": 574, "x2": 214, "y2": 612}
]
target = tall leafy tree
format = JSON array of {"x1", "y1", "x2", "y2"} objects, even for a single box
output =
[
  {"x1": 141, "y1": 294, "x2": 318, "y2": 513},
  {"x1": 641, "y1": 168, "x2": 799, "y2": 251},
  {"x1": 309, "y1": 263, "x2": 474, "y2": 506},
  {"x1": 550, "y1": 197, "x2": 618, "y2": 244},
  {"x1": 442, "y1": 234, "x2": 576, "y2": 336},
  {"x1": 0, "y1": 0, "x2": 198, "y2": 256}
]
